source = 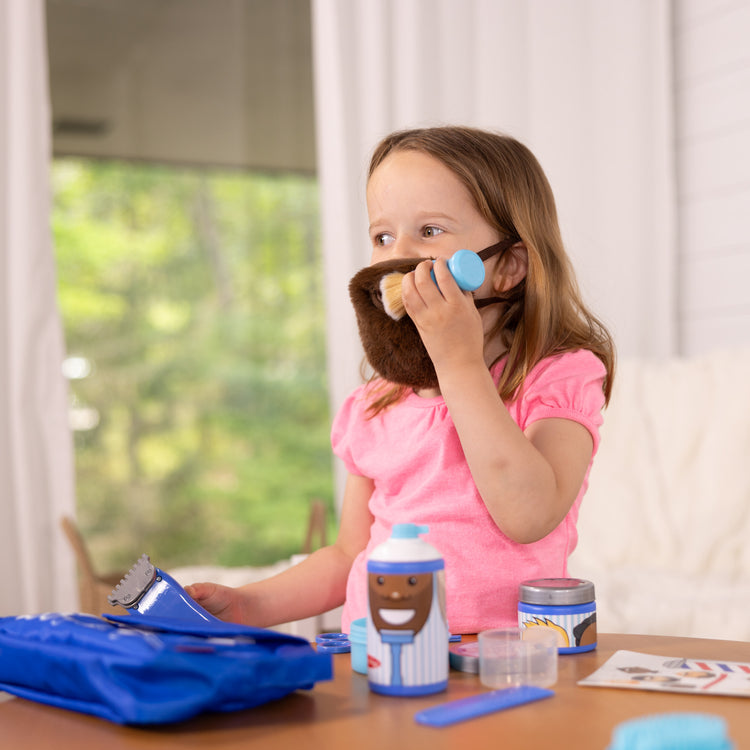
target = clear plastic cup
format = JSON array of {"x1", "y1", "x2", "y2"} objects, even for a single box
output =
[{"x1": 478, "y1": 627, "x2": 558, "y2": 688}]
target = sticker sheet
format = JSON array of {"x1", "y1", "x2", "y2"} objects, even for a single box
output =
[{"x1": 578, "y1": 650, "x2": 750, "y2": 697}]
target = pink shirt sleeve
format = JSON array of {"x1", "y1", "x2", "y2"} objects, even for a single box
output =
[{"x1": 506, "y1": 349, "x2": 607, "y2": 454}]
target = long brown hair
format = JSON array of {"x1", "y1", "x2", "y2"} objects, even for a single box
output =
[{"x1": 366, "y1": 126, "x2": 615, "y2": 412}]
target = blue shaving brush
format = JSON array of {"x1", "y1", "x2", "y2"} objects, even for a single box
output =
[{"x1": 380, "y1": 249, "x2": 485, "y2": 320}]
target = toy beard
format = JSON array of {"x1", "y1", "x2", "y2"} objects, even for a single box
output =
[{"x1": 348, "y1": 237, "x2": 518, "y2": 390}]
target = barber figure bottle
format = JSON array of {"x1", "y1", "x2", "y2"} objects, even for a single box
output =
[{"x1": 366, "y1": 523, "x2": 448, "y2": 696}]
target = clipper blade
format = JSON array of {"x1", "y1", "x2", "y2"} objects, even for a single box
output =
[
  {"x1": 108, "y1": 553, "x2": 157, "y2": 608},
  {"x1": 107, "y1": 553, "x2": 219, "y2": 622}
]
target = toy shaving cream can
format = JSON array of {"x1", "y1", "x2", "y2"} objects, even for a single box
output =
[
  {"x1": 367, "y1": 523, "x2": 448, "y2": 695},
  {"x1": 518, "y1": 578, "x2": 597, "y2": 654}
]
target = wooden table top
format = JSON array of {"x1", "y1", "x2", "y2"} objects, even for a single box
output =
[{"x1": 2, "y1": 632, "x2": 749, "y2": 749}]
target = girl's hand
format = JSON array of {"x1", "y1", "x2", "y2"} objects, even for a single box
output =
[
  {"x1": 184, "y1": 581, "x2": 245, "y2": 623},
  {"x1": 401, "y1": 257, "x2": 486, "y2": 375}
]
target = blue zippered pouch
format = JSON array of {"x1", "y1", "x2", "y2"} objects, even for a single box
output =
[{"x1": 0, "y1": 612, "x2": 332, "y2": 725}]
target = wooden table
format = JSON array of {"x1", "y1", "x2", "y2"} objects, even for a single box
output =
[{"x1": 2, "y1": 633, "x2": 749, "y2": 748}]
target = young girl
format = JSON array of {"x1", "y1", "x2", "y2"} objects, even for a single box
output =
[{"x1": 186, "y1": 126, "x2": 615, "y2": 634}]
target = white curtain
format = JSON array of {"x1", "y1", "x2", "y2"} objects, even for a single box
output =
[
  {"x1": 0, "y1": 0, "x2": 77, "y2": 615},
  {"x1": 312, "y1": 0, "x2": 676, "y2": 502}
]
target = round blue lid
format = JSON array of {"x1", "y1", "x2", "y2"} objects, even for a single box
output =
[
  {"x1": 447, "y1": 249, "x2": 485, "y2": 291},
  {"x1": 608, "y1": 712, "x2": 733, "y2": 750}
]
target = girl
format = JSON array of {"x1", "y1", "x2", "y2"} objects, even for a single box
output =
[{"x1": 186, "y1": 126, "x2": 615, "y2": 634}]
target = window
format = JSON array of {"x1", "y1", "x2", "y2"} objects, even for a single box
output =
[
  {"x1": 54, "y1": 158, "x2": 332, "y2": 571},
  {"x1": 48, "y1": 0, "x2": 328, "y2": 572}
]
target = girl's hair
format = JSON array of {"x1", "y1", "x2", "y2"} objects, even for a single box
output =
[{"x1": 366, "y1": 125, "x2": 615, "y2": 412}]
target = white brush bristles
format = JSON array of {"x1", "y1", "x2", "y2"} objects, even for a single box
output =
[{"x1": 380, "y1": 272, "x2": 406, "y2": 320}]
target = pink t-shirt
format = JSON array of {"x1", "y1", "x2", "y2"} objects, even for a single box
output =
[{"x1": 331, "y1": 350, "x2": 607, "y2": 634}]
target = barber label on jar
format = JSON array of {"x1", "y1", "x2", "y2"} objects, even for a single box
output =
[{"x1": 518, "y1": 578, "x2": 597, "y2": 654}]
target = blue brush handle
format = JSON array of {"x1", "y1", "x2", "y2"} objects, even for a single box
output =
[{"x1": 430, "y1": 249, "x2": 485, "y2": 291}]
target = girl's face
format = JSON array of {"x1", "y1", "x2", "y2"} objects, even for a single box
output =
[{"x1": 366, "y1": 150, "x2": 500, "y2": 289}]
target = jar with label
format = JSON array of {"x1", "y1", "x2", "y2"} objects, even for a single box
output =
[
  {"x1": 366, "y1": 523, "x2": 448, "y2": 695},
  {"x1": 518, "y1": 578, "x2": 596, "y2": 654}
]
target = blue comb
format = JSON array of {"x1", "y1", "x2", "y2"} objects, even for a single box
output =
[{"x1": 414, "y1": 685, "x2": 554, "y2": 727}]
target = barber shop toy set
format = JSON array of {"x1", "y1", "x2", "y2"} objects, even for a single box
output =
[{"x1": 320, "y1": 522, "x2": 595, "y2": 700}]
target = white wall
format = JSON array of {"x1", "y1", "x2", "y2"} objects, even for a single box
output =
[{"x1": 674, "y1": 0, "x2": 750, "y2": 355}]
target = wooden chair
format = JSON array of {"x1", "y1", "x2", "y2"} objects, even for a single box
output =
[
  {"x1": 60, "y1": 516, "x2": 125, "y2": 616},
  {"x1": 301, "y1": 498, "x2": 328, "y2": 554}
]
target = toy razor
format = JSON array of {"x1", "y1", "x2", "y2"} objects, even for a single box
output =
[{"x1": 108, "y1": 553, "x2": 218, "y2": 622}]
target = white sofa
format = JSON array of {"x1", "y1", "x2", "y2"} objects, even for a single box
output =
[{"x1": 568, "y1": 347, "x2": 750, "y2": 641}]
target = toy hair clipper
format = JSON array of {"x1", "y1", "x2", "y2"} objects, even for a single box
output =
[{"x1": 108, "y1": 553, "x2": 218, "y2": 622}]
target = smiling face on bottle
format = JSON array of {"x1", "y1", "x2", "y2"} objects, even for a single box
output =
[{"x1": 368, "y1": 571, "x2": 434, "y2": 634}]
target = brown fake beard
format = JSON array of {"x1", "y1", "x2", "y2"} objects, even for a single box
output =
[
  {"x1": 348, "y1": 238, "x2": 519, "y2": 390},
  {"x1": 348, "y1": 257, "x2": 439, "y2": 390}
]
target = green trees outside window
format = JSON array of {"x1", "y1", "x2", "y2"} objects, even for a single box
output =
[{"x1": 53, "y1": 159, "x2": 334, "y2": 572}]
